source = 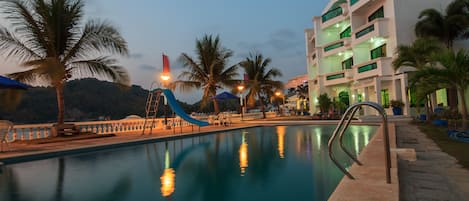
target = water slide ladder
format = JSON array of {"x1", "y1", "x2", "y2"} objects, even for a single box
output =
[
  {"x1": 328, "y1": 102, "x2": 392, "y2": 184},
  {"x1": 142, "y1": 85, "x2": 162, "y2": 135}
]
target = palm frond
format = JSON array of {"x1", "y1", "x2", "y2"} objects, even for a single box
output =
[
  {"x1": 64, "y1": 19, "x2": 128, "y2": 62},
  {"x1": 68, "y1": 57, "x2": 130, "y2": 86},
  {"x1": 0, "y1": 27, "x2": 41, "y2": 61}
]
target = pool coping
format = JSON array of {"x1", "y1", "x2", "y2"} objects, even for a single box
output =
[{"x1": 328, "y1": 123, "x2": 399, "y2": 201}]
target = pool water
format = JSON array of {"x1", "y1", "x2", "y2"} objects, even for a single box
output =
[{"x1": 0, "y1": 125, "x2": 376, "y2": 201}]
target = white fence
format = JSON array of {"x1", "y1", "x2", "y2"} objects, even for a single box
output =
[{"x1": 6, "y1": 112, "x2": 276, "y2": 141}]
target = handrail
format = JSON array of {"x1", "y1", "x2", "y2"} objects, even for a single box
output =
[{"x1": 328, "y1": 101, "x2": 391, "y2": 184}]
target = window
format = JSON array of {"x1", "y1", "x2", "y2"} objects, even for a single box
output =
[
  {"x1": 342, "y1": 57, "x2": 353, "y2": 69},
  {"x1": 368, "y1": 7, "x2": 384, "y2": 22},
  {"x1": 340, "y1": 26, "x2": 351, "y2": 39},
  {"x1": 381, "y1": 89, "x2": 389, "y2": 108},
  {"x1": 370, "y1": 44, "x2": 386, "y2": 59}
]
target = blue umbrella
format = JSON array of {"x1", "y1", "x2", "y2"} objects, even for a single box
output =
[
  {"x1": 0, "y1": 75, "x2": 29, "y2": 90},
  {"x1": 214, "y1": 91, "x2": 239, "y2": 100}
]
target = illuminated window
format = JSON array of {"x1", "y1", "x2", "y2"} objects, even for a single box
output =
[
  {"x1": 381, "y1": 89, "x2": 389, "y2": 108},
  {"x1": 370, "y1": 44, "x2": 386, "y2": 59}
]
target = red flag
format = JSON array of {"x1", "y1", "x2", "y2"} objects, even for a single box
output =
[
  {"x1": 243, "y1": 73, "x2": 249, "y2": 81},
  {"x1": 162, "y1": 54, "x2": 170, "y2": 73}
]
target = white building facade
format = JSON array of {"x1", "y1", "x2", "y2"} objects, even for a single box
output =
[{"x1": 305, "y1": 0, "x2": 452, "y2": 116}]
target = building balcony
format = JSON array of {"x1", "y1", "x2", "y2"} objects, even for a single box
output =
[
  {"x1": 321, "y1": 4, "x2": 349, "y2": 29},
  {"x1": 324, "y1": 69, "x2": 353, "y2": 86},
  {"x1": 352, "y1": 18, "x2": 389, "y2": 46},
  {"x1": 321, "y1": 38, "x2": 351, "y2": 57},
  {"x1": 350, "y1": 0, "x2": 383, "y2": 13},
  {"x1": 352, "y1": 57, "x2": 393, "y2": 80}
]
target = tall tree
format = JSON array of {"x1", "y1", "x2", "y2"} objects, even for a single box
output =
[
  {"x1": 413, "y1": 49, "x2": 469, "y2": 129},
  {"x1": 415, "y1": 0, "x2": 469, "y2": 110},
  {"x1": 0, "y1": 0, "x2": 129, "y2": 126},
  {"x1": 415, "y1": 0, "x2": 469, "y2": 48},
  {"x1": 172, "y1": 34, "x2": 238, "y2": 114},
  {"x1": 392, "y1": 37, "x2": 442, "y2": 119},
  {"x1": 240, "y1": 52, "x2": 283, "y2": 118}
]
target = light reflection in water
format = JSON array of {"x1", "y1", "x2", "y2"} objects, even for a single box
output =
[
  {"x1": 353, "y1": 131, "x2": 360, "y2": 156},
  {"x1": 239, "y1": 132, "x2": 248, "y2": 176},
  {"x1": 160, "y1": 144, "x2": 175, "y2": 197},
  {"x1": 276, "y1": 126, "x2": 286, "y2": 159},
  {"x1": 314, "y1": 127, "x2": 322, "y2": 151}
]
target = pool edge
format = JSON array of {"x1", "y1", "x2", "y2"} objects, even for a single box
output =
[{"x1": 328, "y1": 123, "x2": 399, "y2": 201}]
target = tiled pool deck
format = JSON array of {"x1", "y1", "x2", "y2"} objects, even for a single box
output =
[{"x1": 1, "y1": 121, "x2": 468, "y2": 201}]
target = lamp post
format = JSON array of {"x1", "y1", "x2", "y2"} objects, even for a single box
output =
[
  {"x1": 275, "y1": 91, "x2": 285, "y2": 116},
  {"x1": 161, "y1": 73, "x2": 171, "y2": 129},
  {"x1": 237, "y1": 85, "x2": 245, "y2": 120}
]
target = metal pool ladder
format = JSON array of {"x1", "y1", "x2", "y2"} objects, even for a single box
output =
[{"x1": 327, "y1": 102, "x2": 391, "y2": 184}]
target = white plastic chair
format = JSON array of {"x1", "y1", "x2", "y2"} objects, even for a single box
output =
[{"x1": 0, "y1": 120, "x2": 13, "y2": 152}]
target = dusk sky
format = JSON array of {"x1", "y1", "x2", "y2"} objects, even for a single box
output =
[{"x1": 0, "y1": 0, "x2": 329, "y2": 103}]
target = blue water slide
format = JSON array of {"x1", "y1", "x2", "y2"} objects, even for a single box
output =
[{"x1": 162, "y1": 89, "x2": 209, "y2": 127}]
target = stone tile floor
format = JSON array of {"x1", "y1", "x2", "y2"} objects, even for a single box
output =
[{"x1": 396, "y1": 123, "x2": 469, "y2": 201}]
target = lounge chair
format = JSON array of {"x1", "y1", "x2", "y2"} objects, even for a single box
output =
[
  {"x1": 208, "y1": 115, "x2": 221, "y2": 125},
  {"x1": 0, "y1": 120, "x2": 14, "y2": 152},
  {"x1": 447, "y1": 130, "x2": 469, "y2": 143}
]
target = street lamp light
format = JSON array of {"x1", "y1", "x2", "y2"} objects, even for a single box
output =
[
  {"x1": 275, "y1": 91, "x2": 285, "y2": 116},
  {"x1": 237, "y1": 85, "x2": 245, "y2": 120},
  {"x1": 160, "y1": 73, "x2": 171, "y2": 129}
]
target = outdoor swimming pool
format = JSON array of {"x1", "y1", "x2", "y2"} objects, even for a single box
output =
[{"x1": 0, "y1": 125, "x2": 376, "y2": 201}]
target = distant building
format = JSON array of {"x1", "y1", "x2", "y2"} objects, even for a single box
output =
[{"x1": 305, "y1": 0, "x2": 453, "y2": 115}]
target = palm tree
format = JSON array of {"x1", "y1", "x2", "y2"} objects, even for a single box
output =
[
  {"x1": 392, "y1": 37, "x2": 442, "y2": 119},
  {"x1": 415, "y1": 0, "x2": 469, "y2": 48},
  {"x1": 415, "y1": 0, "x2": 469, "y2": 110},
  {"x1": 295, "y1": 83, "x2": 309, "y2": 114},
  {"x1": 0, "y1": 0, "x2": 129, "y2": 126},
  {"x1": 172, "y1": 35, "x2": 238, "y2": 114},
  {"x1": 240, "y1": 52, "x2": 283, "y2": 118},
  {"x1": 413, "y1": 49, "x2": 469, "y2": 129}
]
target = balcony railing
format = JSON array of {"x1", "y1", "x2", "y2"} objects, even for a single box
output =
[
  {"x1": 357, "y1": 62, "x2": 378, "y2": 73},
  {"x1": 322, "y1": 7, "x2": 343, "y2": 23},
  {"x1": 355, "y1": 24, "x2": 374, "y2": 39},
  {"x1": 324, "y1": 41, "x2": 345, "y2": 52},
  {"x1": 2, "y1": 112, "x2": 274, "y2": 141},
  {"x1": 326, "y1": 73, "x2": 345, "y2": 80}
]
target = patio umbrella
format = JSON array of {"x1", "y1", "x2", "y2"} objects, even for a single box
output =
[
  {"x1": 0, "y1": 75, "x2": 29, "y2": 90},
  {"x1": 214, "y1": 91, "x2": 239, "y2": 100}
]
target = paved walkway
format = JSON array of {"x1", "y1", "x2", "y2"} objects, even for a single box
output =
[{"x1": 396, "y1": 123, "x2": 469, "y2": 201}]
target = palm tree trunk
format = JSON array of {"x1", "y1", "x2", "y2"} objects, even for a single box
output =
[
  {"x1": 457, "y1": 87, "x2": 467, "y2": 130},
  {"x1": 259, "y1": 94, "x2": 266, "y2": 119},
  {"x1": 213, "y1": 98, "x2": 220, "y2": 114},
  {"x1": 425, "y1": 96, "x2": 432, "y2": 123},
  {"x1": 55, "y1": 84, "x2": 65, "y2": 124}
]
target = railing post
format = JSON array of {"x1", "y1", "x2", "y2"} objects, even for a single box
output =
[{"x1": 328, "y1": 101, "x2": 392, "y2": 184}]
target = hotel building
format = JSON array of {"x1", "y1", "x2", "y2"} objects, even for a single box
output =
[{"x1": 305, "y1": 0, "x2": 453, "y2": 115}]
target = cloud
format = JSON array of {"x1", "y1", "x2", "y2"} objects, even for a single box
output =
[
  {"x1": 267, "y1": 29, "x2": 303, "y2": 51},
  {"x1": 236, "y1": 28, "x2": 304, "y2": 53},
  {"x1": 129, "y1": 53, "x2": 144, "y2": 59},
  {"x1": 139, "y1": 64, "x2": 158, "y2": 71}
]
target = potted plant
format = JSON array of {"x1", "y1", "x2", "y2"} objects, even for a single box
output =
[{"x1": 390, "y1": 100, "x2": 404, "y2": 115}]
